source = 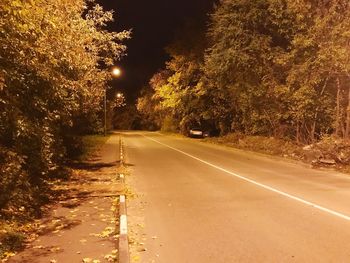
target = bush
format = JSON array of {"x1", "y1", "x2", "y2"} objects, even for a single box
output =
[
  {"x1": 304, "y1": 135, "x2": 350, "y2": 164},
  {"x1": 62, "y1": 134, "x2": 83, "y2": 160},
  {"x1": 0, "y1": 148, "x2": 33, "y2": 215},
  {"x1": 161, "y1": 115, "x2": 178, "y2": 132},
  {"x1": 0, "y1": 231, "x2": 25, "y2": 256}
]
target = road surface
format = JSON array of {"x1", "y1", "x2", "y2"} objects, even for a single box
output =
[{"x1": 123, "y1": 131, "x2": 350, "y2": 262}]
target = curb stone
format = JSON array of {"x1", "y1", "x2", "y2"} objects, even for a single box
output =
[{"x1": 118, "y1": 136, "x2": 130, "y2": 263}]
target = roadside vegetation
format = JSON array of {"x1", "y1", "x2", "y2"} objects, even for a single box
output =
[
  {"x1": 205, "y1": 133, "x2": 350, "y2": 171},
  {"x1": 0, "y1": 0, "x2": 129, "y2": 259},
  {"x1": 137, "y1": 0, "x2": 350, "y2": 167},
  {"x1": 76, "y1": 135, "x2": 111, "y2": 162},
  {"x1": 0, "y1": 134, "x2": 110, "y2": 260}
]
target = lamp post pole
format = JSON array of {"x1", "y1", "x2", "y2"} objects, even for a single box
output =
[{"x1": 104, "y1": 66, "x2": 121, "y2": 136}]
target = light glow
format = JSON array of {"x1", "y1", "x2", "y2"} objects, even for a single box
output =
[{"x1": 112, "y1": 67, "x2": 121, "y2": 77}]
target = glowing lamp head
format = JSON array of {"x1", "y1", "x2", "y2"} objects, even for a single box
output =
[{"x1": 112, "y1": 67, "x2": 121, "y2": 77}]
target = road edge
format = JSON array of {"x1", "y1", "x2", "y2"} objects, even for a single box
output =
[{"x1": 118, "y1": 136, "x2": 130, "y2": 263}]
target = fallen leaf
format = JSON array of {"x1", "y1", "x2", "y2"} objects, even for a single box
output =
[
  {"x1": 50, "y1": 247, "x2": 61, "y2": 252},
  {"x1": 104, "y1": 254, "x2": 116, "y2": 262},
  {"x1": 4, "y1": 252, "x2": 16, "y2": 258},
  {"x1": 132, "y1": 255, "x2": 140, "y2": 261},
  {"x1": 33, "y1": 245, "x2": 44, "y2": 249}
]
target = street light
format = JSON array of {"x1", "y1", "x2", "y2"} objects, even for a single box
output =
[
  {"x1": 112, "y1": 67, "x2": 121, "y2": 77},
  {"x1": 115, "y1": 92, "x2": 125, "y2": 108},
  {"x1": 104, "y1": 67, "x2": 121, "y2": 136}
]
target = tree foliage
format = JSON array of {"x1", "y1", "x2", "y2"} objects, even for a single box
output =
[
  {"x1": 0, "y1": 0, "x2": 129, "y2": 215},
  {"x1": 137, "y1": 19, "x2": 208, "y2": 133},
  {"x1": 139, "y1": 0, "x2": 350, "y2": 144}
]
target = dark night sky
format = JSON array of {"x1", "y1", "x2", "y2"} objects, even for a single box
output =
[{"x1": 98, "y1": 0, "x2": 215, "y2": 102}]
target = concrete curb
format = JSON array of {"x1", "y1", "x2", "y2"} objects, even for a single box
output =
[
  {"x1": 118, "y1": 192, "x2": 129, "y2": 263},
  {"x1": 118, "y1": 136, "x2": 130, "y2": 263}
]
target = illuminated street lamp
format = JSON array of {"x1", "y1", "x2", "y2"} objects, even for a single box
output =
[
  {"x1": 115, "y1": 92, "x2": 125, "y2": 108},
  {"x1": 112, "y1": 67, "x2": 121, "y2": 77},
  {"x1": 104, "y1": 67, "x2": 121, "y2": 136}
]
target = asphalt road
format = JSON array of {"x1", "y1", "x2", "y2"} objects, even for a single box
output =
[{"x1": 123, "y1": 131, "x2": 350, "y2": 263}]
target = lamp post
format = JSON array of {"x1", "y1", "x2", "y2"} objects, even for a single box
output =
[{"x1": 104, "y1": 67, "x2": 121, "y2": 136}]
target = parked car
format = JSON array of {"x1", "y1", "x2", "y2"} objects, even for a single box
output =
[{"x1": 189, "y1": 127, "x2": 204, "y2": 138}]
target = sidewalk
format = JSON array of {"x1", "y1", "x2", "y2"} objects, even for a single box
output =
[{"x1": 8, "y1": 134, "x2": 123, "y2": 263}]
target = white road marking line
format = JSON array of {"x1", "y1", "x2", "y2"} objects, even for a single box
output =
[
  {"x1": 120, "y1": 214, "x2": 128, "y2": 235},
  {"x1": 143, "y1": 134, "x2": 350, "y2": 222},
  {"x1": 120, "y1": 195, "x2": 126, "y2": 203}
]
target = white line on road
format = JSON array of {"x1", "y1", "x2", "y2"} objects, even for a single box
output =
[{"x1": 143, "y1": 134, "x2": 350, "y2": 222}]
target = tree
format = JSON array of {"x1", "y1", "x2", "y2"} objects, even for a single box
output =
[
  {"x1": 141, "y1": 0, "x2": 350, "y2": 146},
  {"x1": 137, "y1": 70, "x2": 175, "y2": 131},
  {"x1": 203, "y1": 0, "x2": 350, "y2": 142},
  {"x1": 0, "y1": 0, "x2": 130, "y2": 214},
  {"x1": 203, "y1": 0, "x2": 293, "y2": 136},
  {"x1": 146, "y1": 19, "x2": 208, "y2": 133},
  {"x1": 285, "y1": 0, "x2": 350, "y2": 142}
]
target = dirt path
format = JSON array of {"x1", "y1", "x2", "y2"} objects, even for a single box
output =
[{"x1": 7, "y1": 134, "x2": 123, "y2": 263}]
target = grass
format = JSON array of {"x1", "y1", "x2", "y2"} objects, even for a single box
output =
[
  {"x1": 78, "y1": 134, "x2": 111, "y2": 161},
  {"x1": 0, "y1": 231, "x2": 25, "y2": 256},
  {"x1": 203, "y1": 133, "x2": 304, "y2": 160},
  {"x1": 0, "y1": 222, "x2": 27, "y2": 261}
]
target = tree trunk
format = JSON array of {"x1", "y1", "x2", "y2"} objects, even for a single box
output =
[
  {"x1": 345, "y1": 87, "x2": 350, "y2": 139},
  {"x1": 296, "y1": 121, "x2": 300, "y2": 144},
  {"x1": 335, "y1": 77, "x2": 341, "y2": 137},
  {"x1": 310, "y1": 113, "x2": 317, "y2": 143},
  {"x1": 310, "y1": 77, "x2": 329, "y2": 143}
]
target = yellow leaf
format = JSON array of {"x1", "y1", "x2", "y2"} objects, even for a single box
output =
[
  {"x1": 4, "y1": 252, "x2": 16, "y2": 257},
  {"x1": 50, "y1": 247, "x2": 61, "y2": 252},
  {"x1": 33, "y1": 245, "x2": 44, "y2": 249},
  {"x1": 132, "y1": 255, "x2": 140, "y2": 261}
]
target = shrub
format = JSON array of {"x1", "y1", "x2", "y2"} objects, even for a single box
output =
[
  {"x1": 0, "y1": 148, "x2": 27, "y2": 213},
  {"x1": 161, "y1": 115, "x2": 178, "y2": 132},
  {"x1": 0, "y1": 231, "x2": 25, "y2": 256}
]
